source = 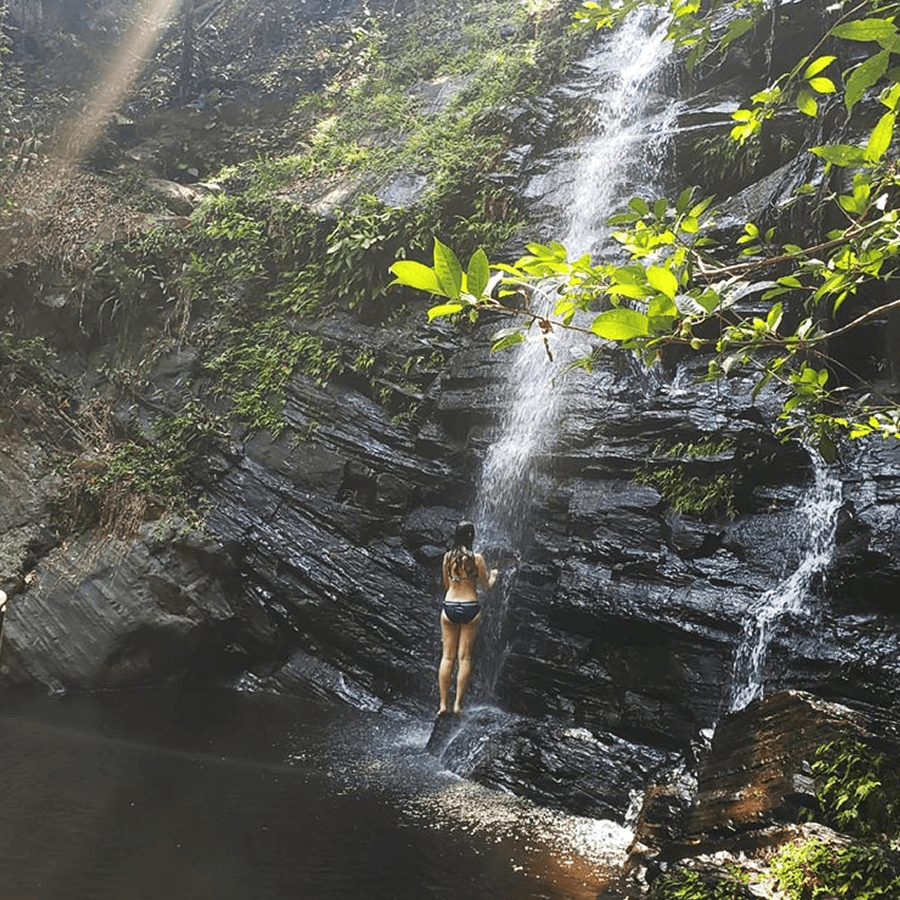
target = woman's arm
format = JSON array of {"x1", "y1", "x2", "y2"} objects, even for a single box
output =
[
  {"x1": 442, "y1": 552, "x2": 450, "y2": 590},
  {"x1": 475, "y1": 554, "x2": 498, "y2": 591}
]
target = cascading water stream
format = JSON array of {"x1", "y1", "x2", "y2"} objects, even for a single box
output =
[
  {"x1": 728, "y1": 454, "x2": 843, "y2": 711},
  {"x1": 469, "y1": 12, "x2": 677, "y2": 700}
]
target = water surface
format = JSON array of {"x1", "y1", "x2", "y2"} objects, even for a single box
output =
[{"x1": 0, "y1": 687, "x2": 629, "y2": 900}]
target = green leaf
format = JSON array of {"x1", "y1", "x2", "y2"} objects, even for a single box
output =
[
  {"x1": 432, "y1": 237, "x2": 463, "y2": 300},
  {"x1": 865, "y1": 111, "x2": 896, "y2": 161},
  {"x1": 818, "y1": 434, "x2": 837, "y2": 462},
  {"x1": 696, "y1": 289, "x2": 721, "y2": 313},
  {"x1": 466, "y1": 248, "x2": 490, "y2": 299},
  {"x1": 628, "y1": 197, "x2": 649, "y2": 216},
  {"x1": 389, "y1": 260, "x2": 442, "y2": 295},
  {"x1": 807, "y1": 76, "x2": 836, "y2": 94},
  {"x1": 591, "y1": 308, "x2": 649, "y2": 341},
  {"x1": 830, "y1": 18, "x2": 899, "y2": 44},
  {"x1": 647, "y1": 265, "x2": 679, "y2": 299},
  {"x1": 607, "y1": 282, "x2": 652, "y2": 300},
  {"x1": 845, "y1": 50, "x2": 890, "y2": 113},
  {"x1": 721, "y1": 16, "x2": 754, "y2": 48},
  {"x1": 689, "y1": 195, "x2": 715, "y2": 218},
  {"x1": 675, "y1": 187, "x2": 694, "y2": 215},
  {"x1": 881, "y1": 81, "x2": 900, "y2": 110},
  {"x1": 804, "y1": 54, "x2": 837, "y2": 78},
  {"x1": 490, "y1": 329, "x2": 525, "y2": 352},
  {"x1": 796, "y1": 88, "x2": 818, "y2": 117},
  {"x1": 427, "y1": 302, "x2": 464, "y2": 320},
  {"x1": 810, "y1": 144, "x2": 868, "y2": 167},
  {"x1": 648, "y1": 294, "x2": 678, "y2": 332}
]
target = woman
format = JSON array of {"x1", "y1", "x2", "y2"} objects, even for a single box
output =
[{"x1": 438, "y1": 521, "x2": 498, "y2": 716}]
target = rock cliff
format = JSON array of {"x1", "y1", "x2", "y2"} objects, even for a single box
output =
[{"x1": 1, "y1": 0, "x2": 900, "y2": 874}]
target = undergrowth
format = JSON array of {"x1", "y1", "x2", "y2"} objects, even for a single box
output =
[{"x1": 633, "y1": 436, "x2": 737, "y2": 517}]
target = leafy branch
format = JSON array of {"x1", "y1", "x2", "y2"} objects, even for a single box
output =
[{"x1": 390, "y1": 0, "x2": 900, "y2": 461}]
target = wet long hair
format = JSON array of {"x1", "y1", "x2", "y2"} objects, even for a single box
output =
[{"x1": 446, "y1": 521, "x2": 477, "y2": 581}]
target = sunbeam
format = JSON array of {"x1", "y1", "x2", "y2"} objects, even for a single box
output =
[
  {"x1": 0, "y1": 0, "x2": 183, "y2": 269},
  {"x1": 55, "y1": 0, "x2": 183, "y2": 165}
]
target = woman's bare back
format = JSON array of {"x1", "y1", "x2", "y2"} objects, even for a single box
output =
[{"x1": 442, "y1": 551, "x2": 496, "y2": 601}]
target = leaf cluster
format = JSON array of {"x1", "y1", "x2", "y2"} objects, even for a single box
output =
[
  {"x1": 633, "y1": 436, "x2": 738, "y2": 517},
  {"x1": 649, "y1": 867, "x2": 752, "y2": 900},
  {"x1": 810, "y1": 738, "x2": 900, "y2": 839},
  {"x1": 766, "y1": 738, "x2": 900, "y2": 900},
  {"x1": 770, "y1": 836, "x2": 900, "y2": 899},
  {"x1": 54, "y1": 399, "x2": 222, "y2": 537}
]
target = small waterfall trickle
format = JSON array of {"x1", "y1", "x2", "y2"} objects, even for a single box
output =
[
  {"x1": 728, "y1": 455, "x2": 843, "y2": 711},
  {"x1": 470, "y1": 12, "x2": 676, "y2": 701}
]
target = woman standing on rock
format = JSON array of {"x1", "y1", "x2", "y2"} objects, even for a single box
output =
[{"x1": 438, "y1": 521, "x2": 498, "y2": 716}]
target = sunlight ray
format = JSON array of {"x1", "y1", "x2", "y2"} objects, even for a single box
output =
[{"x1": 55, "y1": 0, "x2": 183, "y2": 164}]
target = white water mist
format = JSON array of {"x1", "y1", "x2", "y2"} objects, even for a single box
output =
[{"x1": 728, "y1": 455, "x2": 842, "y2": 711}]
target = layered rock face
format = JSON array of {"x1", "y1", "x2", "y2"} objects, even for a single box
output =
[
  {"x1": 5, "y1": 301, "x2": 900, "y2": 819},
  {"x1": 2, "y1": 0, "x2": 900, "y2": 831}
]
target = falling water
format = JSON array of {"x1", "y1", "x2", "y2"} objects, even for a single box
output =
[
  {"x1": 728, "y1": 455, "x2": 843, "y2": 711},
  {"x1": 470, "y1": 12, "x2": 676, "y2": 697}
]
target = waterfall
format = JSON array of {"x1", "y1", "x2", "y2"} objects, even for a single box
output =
[
  {"x1": 728, "y1": 455, "x2": 843, "y2": 711},
  {"x1": 470, "y1": 12, "x2": 676, "y2": 700}
]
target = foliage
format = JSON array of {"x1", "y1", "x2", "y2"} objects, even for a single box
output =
[
  {"x1": 99, "y1": 166, "x2": 435, "y2": 438},
  {"x1": 205, "y1": 319, "x2": 343, "y2": 437},
  {"x1": 54, "y1": 398, "x2": 222, "y2": 536},
  {"x1": 324, "y1": 195, "x2": 417, "y2": 306},
  {"x1": 391, "y1": 0, "x2": 900, "y2": 460},
  {"x1": 766, "y1": 738, "x2": 900, "y2": 900},
  {"x1": 634, "y1": 437, "x2": 737, "y2": 517},
  {"x1": 274, "y1": 0, "x2": 581, "y2": 254},
  {"x1": 770, "y1": 836, "x2": 900, "y2": 900},
  {"x1": 0, "y1": 0, "x2": 29, "y2": 212},
  {"x1": 0, "y1": 329, "x2": 55, "y2": 372},
  {"x1": 0, "y1": 330, "x2": 68, "y2": 406},
  {"x1": 650, "y1": 867, "x2": 751, "y2": 899},
  {"x1": 810, "y1": 738, "x2": 900, "y2": 839}
]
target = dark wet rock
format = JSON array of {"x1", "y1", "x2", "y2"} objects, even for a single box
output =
[
  {"x1": 1, "y1": 521, "x2": 280, "y2": 691},
  {"x1": 684, "y1": 691, "x2": 865, "y2": 841},
  {"x1": 615, "y1": 692, "x2": 900, "y2": 896},
  {"x1": 431, "y1": 706, "x2": 680, "y2": 821}
]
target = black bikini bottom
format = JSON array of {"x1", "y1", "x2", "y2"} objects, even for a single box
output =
[{"x1": 442, "y1": 601, "x2": 481, "y2": 624}]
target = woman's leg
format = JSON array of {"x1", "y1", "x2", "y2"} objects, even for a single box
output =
[
  {"x1": 438, "y1": 613, "x2": 460, "y2": 715},
  {"x1": 453, "y1": 613, "x2": 482, "y2": 714}
]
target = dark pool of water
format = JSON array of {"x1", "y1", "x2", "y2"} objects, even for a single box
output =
[{"x1": 0, "y1": 687, "x2": 627, "y2": 900}]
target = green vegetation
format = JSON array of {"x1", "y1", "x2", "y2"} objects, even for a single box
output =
[
  {"x1": 0, "y1": 0, "x2": 28, "y2": 213},
  {"x1": 0, "y1": 330, "x2": 68, "y2": 408},
  {"x1": 53, "y1": 397, "x2": 223, "y2": 536},
  {"x1": 633, "y1": 436, "x2": 738, "y2": 518},
  {"x1": 206, "y1": 323, "x2": 343, "y2": 437},
  {"x1": 650, "y1": 868, "x2": 749, "y2": 900},
  {"x1": 80, "y1": 0, "x2": 580, "y2": 446},
  {"x1": 392, "y1": 0, "x2": 900, "y2": 461},
  {"x1": 770, "y1": 836, "x2": 900, "y2": 899},
  {"x1": 767, "y1": 739, "x2": 900, "y2": 898},
  {"x1": 808, "y1": 738, "x2": 900, "y2": 839}
]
